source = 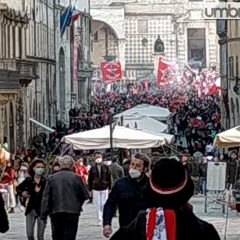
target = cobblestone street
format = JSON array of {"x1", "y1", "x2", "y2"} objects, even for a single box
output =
[{"x1": 1, "y1": 196, "x2": 240, "y2": 240}]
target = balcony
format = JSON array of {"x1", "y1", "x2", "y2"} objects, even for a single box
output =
[{"x1": 0, "y1": 59, "x2": 38, "y2": 88}]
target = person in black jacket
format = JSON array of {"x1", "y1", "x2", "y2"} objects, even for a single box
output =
[
  {"x1": 110, "y1": 158, "x2": 220, "y2": 240},
  {"x1": 88, "y1": 152, "x2": 112, "y2": 225},
  {"x1": 0, "y1": 192, "x2": 9, "y2": 233},
  {"x1": 16, "y1": 159, "x2": 46, "y2": 240},
  {"x1": 103, "y1": 153, "x2": 150, "y2": 238},
  {"x1": 41, "y1": 155, "x2": 89, "y2": 240}
]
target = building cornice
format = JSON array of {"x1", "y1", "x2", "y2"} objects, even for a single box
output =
[{"x1": 227, "y1": 37, "x2": 240, "y2": 43}]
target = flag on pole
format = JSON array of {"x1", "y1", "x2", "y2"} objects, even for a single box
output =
[
  {"x1": 72, "y1": 10, "x2": 81, "y2": 22},
  {"x1": 60, "y1": 4, "x2": 74, "y2": 37}
]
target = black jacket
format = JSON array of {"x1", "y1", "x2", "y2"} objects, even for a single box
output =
[
  {"x1": 41, "y1": 169, "x2": 89, "y2": 220},
  {"x1": 103, "y1": 175, "x2": 148, "y2": 227},
  {"x1": 0, "y1": 193, "x2": 9, "y2": 233},
  {"x1": 88, "y1": 163, "x2": 112, "y2": 191},
  {"x1": 110, "y1": 207, "x2": 220, "y2": 240},
  {"x1": 16, "y1": 176, "x2": 46, "y2": 216}
]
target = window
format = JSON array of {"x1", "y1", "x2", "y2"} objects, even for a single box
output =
[
  {"x1": 94, "y1": 31, "x2": 98, "y2": 41},
  {"x1": 236, "y1": 56, "x2": 239, "y2": 77},
  {"x1": 236, "y1": 98, "x2": 240, "y2": 117},
  {"x1": 229, "y1": 56, "x2": 234, "y2": 77},
  {"x1": 235, "y1": 20, "x2": 239, "y2": 37},
  {"x1": 138, "y1": 20, "x2": 148, "y2": 34},
  {"x1": 187, "y1": 28, "x2": 206, "y2": 68}
]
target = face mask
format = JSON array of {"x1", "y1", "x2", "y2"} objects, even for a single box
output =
[
  {"x1": 95, "y1": 158, "x2": 102, "y2": 164},
  {"x1": 35, "y1": 168, "x2": 44, "y2": 176},
  {"x1": 129, "y1": 169, "x2": 141, "y2": 179}
]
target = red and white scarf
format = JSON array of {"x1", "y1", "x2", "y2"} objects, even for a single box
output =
[{"x1": 146, "y1": 208, "x2": 176, "y2": 240}]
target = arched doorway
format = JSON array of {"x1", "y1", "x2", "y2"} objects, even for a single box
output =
[
  {"x1": 91, "y1": 20, "x2": 119, "y2": 66},
  {"x1": 59, "y1": 47, "x2": 66, "y2": 120}
]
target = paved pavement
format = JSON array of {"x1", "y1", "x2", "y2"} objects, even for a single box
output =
[{"x1": 2, "y1": 196, "x2": 240, "y2": 240}]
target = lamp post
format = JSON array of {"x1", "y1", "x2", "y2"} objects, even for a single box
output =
[{"x1": 109, "y1": 113, "x2": 113, "y2": 160}]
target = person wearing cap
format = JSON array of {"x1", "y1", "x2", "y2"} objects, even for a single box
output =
[
  {"x1": 110, "y1": 158, "x2": 220, "y2": 240},
  {"x1": 41, "y1": 155, "x2": 89, "y2": 240},
  {"x1": 103, "y1": 153, "x2": 150, "y2": 238}
]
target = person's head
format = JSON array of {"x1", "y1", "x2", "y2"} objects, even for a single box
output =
[
  {"x1": 78, "y1": 157, "x2": 84, "y2": 166},
  {"x1": 59, "y1": 155, "x2": 75, "y2": 170},
  {"x1": 230, "y1": 151, "x2": 238, "y2": 160},
  {"x1": 29, "y1": 159, "x2": 45, "y2": 177},
  {"x1": 51, "y1": 162, "x2": 61, "y2": 174},
  {"x1": 112, "y1": 157, "x2": 118, "y2": 163},
  {"x1": 181, "y1": 155, "x2": 188, "y2": 165},
  {"x1": 129, "y1": 153, "x2": 150, "y2": 179},
  {"x1": 145, "y1": 158, "x2": 194, "y2": 209},
  {"x1": 19, "y1": 162, "x2": 29, "y2": 176},
  {"x1": 94, "y1": 152, "x2": 103, "y2": 164},
  {"x1": 219, "y1": 154, "x2": 224, "y2": 161},
  {"x1": 3, "y1": 136, "x2": 7, "y2": 143}
]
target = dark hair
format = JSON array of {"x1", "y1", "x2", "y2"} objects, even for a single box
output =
[
  {"x1": 112, "y1": 157, "x2": 118, "y2": 163},
  {"x1": 51, "y1": 162, "x2": 60, "y2": 173},
  {"x1": 94, "y1": 152, "x2": 102, "y2": 157},
  {"x1": 28, "y1": 159, "x2": 45, "y2": 177},
  {"x1": 134, "y1": 153, "x2": 150, "y2": 168}
]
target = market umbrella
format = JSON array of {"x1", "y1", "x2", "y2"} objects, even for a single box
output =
[
  {"x1": 213, "y1": 126, "x2": 240, "y2": 148},
  {"x1": 63, "y1": 125, "x2": 168, "y2": 150},
  {"x1": 113, "y1": 104, "x2": 171, "y2": 122}
]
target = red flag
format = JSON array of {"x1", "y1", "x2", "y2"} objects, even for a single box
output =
[
  {"x1": 209, "y1": 84, "x2": 221, "y2": 94},
  {"x1": 101, "y1": 61, "x2": 122, "y2": 82},
  {"x1": 157, "y1": 57, "x2": 176, "y2": 86},
  {"x1": 72, "y1": 12, "x2": 81, "y2": 22}
]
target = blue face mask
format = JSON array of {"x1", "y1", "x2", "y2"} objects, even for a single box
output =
[{"x1": 35, "y1": 168, "x2": 44, "y2": 176}]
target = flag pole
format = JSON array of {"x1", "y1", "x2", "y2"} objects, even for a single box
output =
[{"x1": 60, "y1": 0, "x2": 77, "y2": 37}]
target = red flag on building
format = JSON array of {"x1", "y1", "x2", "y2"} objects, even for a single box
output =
[
  {"x1": 101, "y1": 61, "x2": 122, "y2": 81},
  {"x1": 72, "y1": 11, "x2": 81, "y2": 22},
  {"x1": 157, "y1": 57, "x2": 176, "y2": 86}
]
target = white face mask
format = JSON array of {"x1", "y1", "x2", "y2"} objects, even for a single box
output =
[
  {"x1": 129, "y1": 169, "x2": 141, "y2": 179},
  {"x1": 95, "y1": 158, "x2": 103, "y2": 164}
]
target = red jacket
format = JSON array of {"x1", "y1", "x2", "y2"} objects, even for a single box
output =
[{"x1": 2, "y1": 168, "x2": 15, "y2": 184}]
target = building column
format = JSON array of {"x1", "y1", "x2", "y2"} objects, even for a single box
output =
[
  {"x1": 15, "y1": 24, "x2": 20, "y2": 58},
  {"x1": 9, "y1": 23, "x2": 14, "y2": 59},
  {"x1": 0, "y1": 17, "x2": 4, "y2": 58},
  {"x1": 21, "y1": 25, "x2": 26, "y2": 59},
  {"x1": 118, "y1": 38, "x2": 126, "y2": 71},
  {"x1": 5, "y1": 20, "x2": 9, "y2": 59},
  {"x1": 2, "y1": 21, "x2": 6, "y2": 58}
]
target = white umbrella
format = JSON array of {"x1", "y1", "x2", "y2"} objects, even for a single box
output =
[
  {"x1": 213, "y1": 126, "x2": 240, "y2": 148},
  {"x1": 116, "y1": 114, "x2": 168, "y2": 133},
  {"x1": 113, "y1": 104, "x2": 171, "y2": 121},
  {"x1": 63, "y1": 125, "x2": 167, "y2": 150}
]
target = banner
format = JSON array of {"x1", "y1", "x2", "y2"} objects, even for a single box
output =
[
  {"x1": 72, "y1": 22, "x2": 78, "y2": 94},
  {"x1": 157, "y1": 57, "x2": 176, "y2": 86},
  {"x1": 101, "y1": 61, "x2": 122, "y2": 81}
]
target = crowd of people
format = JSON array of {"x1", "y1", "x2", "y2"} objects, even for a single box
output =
[
  {"x1": 0, "y1": 65, "x2": 235, "y2": 240},
  {"x1": 0, "y1": 152, "x2": 222, "y2": 240}
]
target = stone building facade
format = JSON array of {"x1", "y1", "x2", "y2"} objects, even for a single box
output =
[
  {"x1": 91, "y1": 0, "x2": 219, "y2": 82},
  {"x1": 0, "y1": 0, "x2": 92, "y2": 151},
  {"x1": 218, "y1": 19, "x2": 240, "y2": 130}
]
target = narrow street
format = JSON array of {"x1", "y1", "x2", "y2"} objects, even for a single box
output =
[{"x1": 2, "y1": 197, "x2": 240, "y2": 240}]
